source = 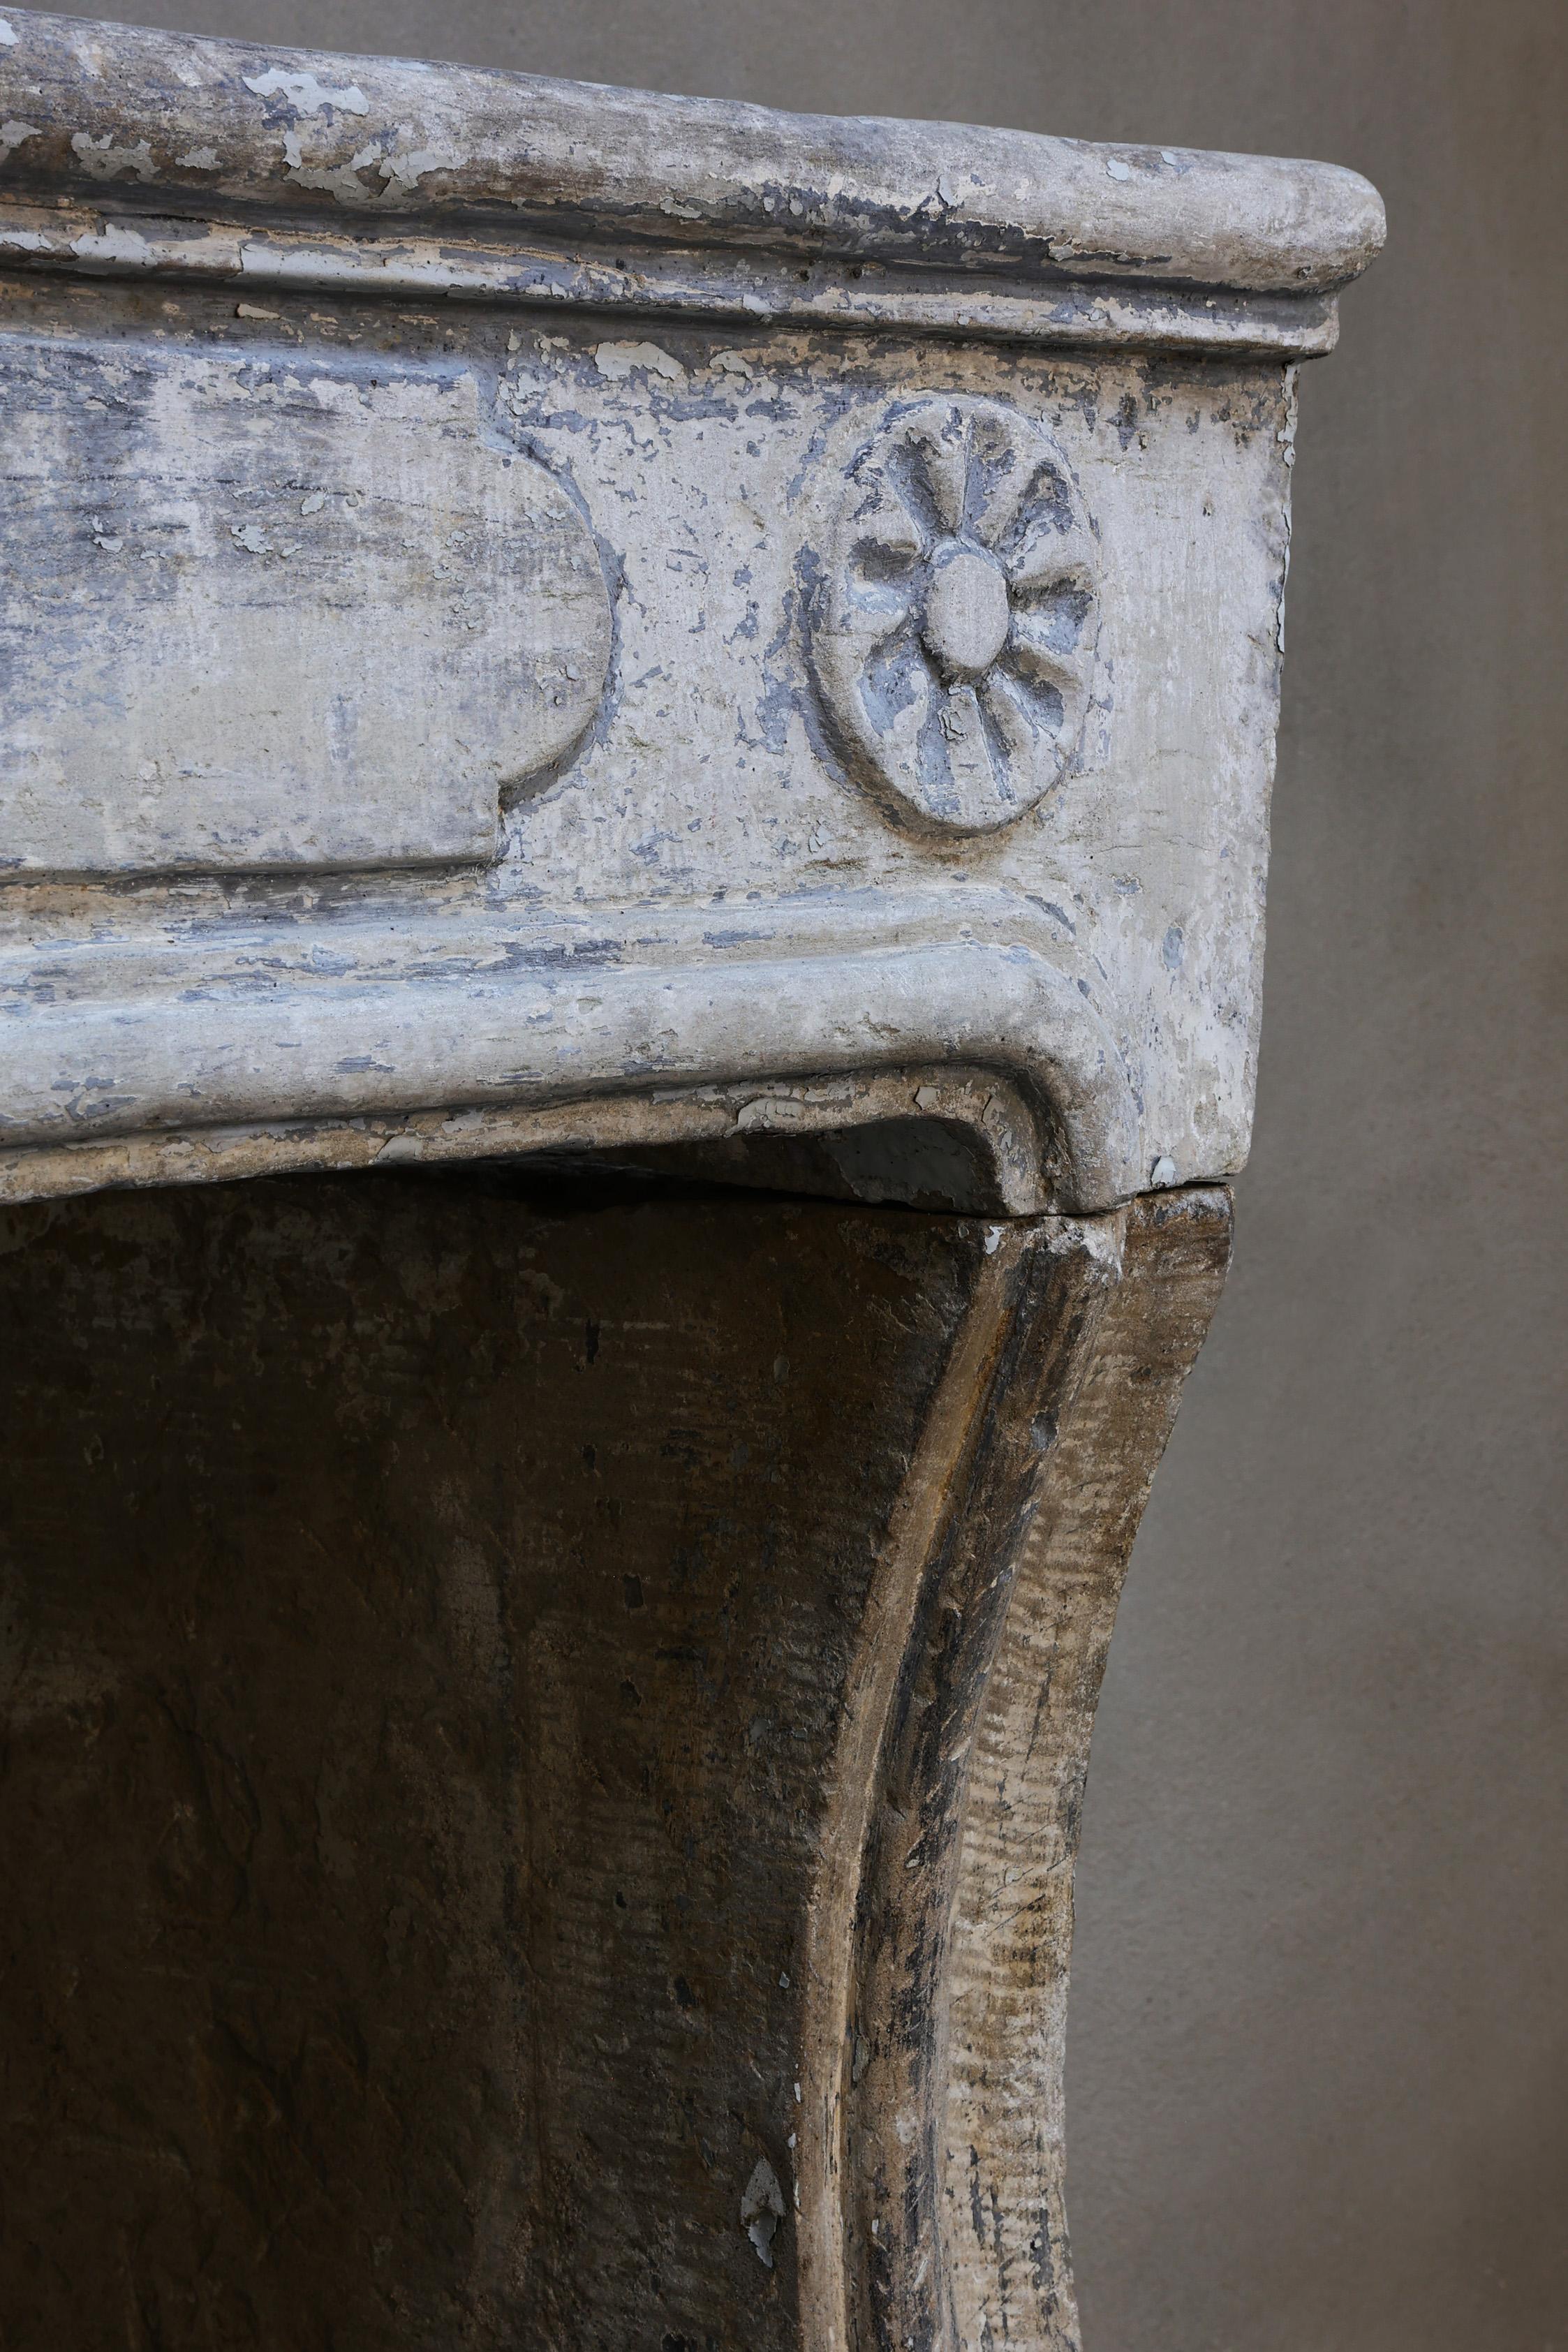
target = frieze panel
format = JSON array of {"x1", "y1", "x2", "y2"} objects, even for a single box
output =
[{"x1": 0, "y1": 335, "x2": 611, "y2": 878}]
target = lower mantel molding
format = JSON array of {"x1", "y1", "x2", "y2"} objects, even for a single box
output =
[{"x1": 0, "y1": 1164, "x2": 1228, "y2": 2349}]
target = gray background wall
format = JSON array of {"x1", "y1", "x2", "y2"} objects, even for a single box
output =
[{"x1": 40, "y1": 1, "x2": 1566, "y2": 2344}]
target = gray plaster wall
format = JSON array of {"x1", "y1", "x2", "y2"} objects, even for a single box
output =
[{"x1": 37, "y1": 1, "x2": 1567, "y2": 2346}]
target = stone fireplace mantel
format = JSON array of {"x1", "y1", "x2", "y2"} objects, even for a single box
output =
[{"x1": 0, "y1": 12, "x2": 1380, "y2": 2344}]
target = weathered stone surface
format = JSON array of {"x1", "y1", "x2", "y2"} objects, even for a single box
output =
[
  {"x1": 0, "y1": 7, "x2": 1380, "y2": 1213},
  {"x1": 0, "y1": 1167, "x2": 1227, "y2": 2349}
]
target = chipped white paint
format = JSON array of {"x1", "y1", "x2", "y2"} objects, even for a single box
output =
[
  {"x1": 279, "y1": 124, "x2": 380, "y2": 200},
  {"x1": 0, "y1": 6, "x2": 1381, "y2": 1220},
  {"x1": 67, "y1": 216, "x2": 151, "y2": 262},
  {"x1": 592, "y1": 339, "x2": 686, "y2": 383},
  {"x1": 68, "y1": 126, "x2": 154, "y2": 179},
  {"x1": 741, "y1": 2158, "x2": 786, "y2": 2268},
  {"x1": 376, "y1": 142, "x2": 461, "y2": 196},
  {"x1": 242, "y1": 66, "x2": 369, "y2": 116}
]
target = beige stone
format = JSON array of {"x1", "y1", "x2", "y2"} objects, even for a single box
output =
[{"x1": 0, "y1": 10, "x2": 1380, "y2": 2343}]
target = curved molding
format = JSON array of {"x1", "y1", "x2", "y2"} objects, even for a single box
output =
[
  {"x1": 0, "y1": 1065, "x2": 1056, "y2": 1217},
  {"x1": 0, "y1": 932, "x2": 1141, "y2": 1212}
]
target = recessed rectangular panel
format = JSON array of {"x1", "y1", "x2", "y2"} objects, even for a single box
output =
[{"x1": 0, "y1": 336, "x2": 609, "y2": 878}]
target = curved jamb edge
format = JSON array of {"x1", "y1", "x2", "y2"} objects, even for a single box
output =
[
  {"x1": 843, "y1": 1214, "x2": 1127, "y2": 2352},
  {"x1": 942, "y1": 1186, "x2": 1232, "y2": 2351},
  {"x1": 797, "y1": 1188, "x2": 1231, "y2": 2352},
  {"x1": 793, "y1": 1217, "x2": 1067, "y2": 2352},
  {"x1": 0, "y1": 1066, "x2": 1053, "y2": 1219},
  {"x1": 0, "y1": 940, "x2": 1147, "y2": 1212}
]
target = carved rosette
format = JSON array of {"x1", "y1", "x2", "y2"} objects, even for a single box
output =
[{"x1": 811, "y1": 398, "x2": 1101, "y2": 832}]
